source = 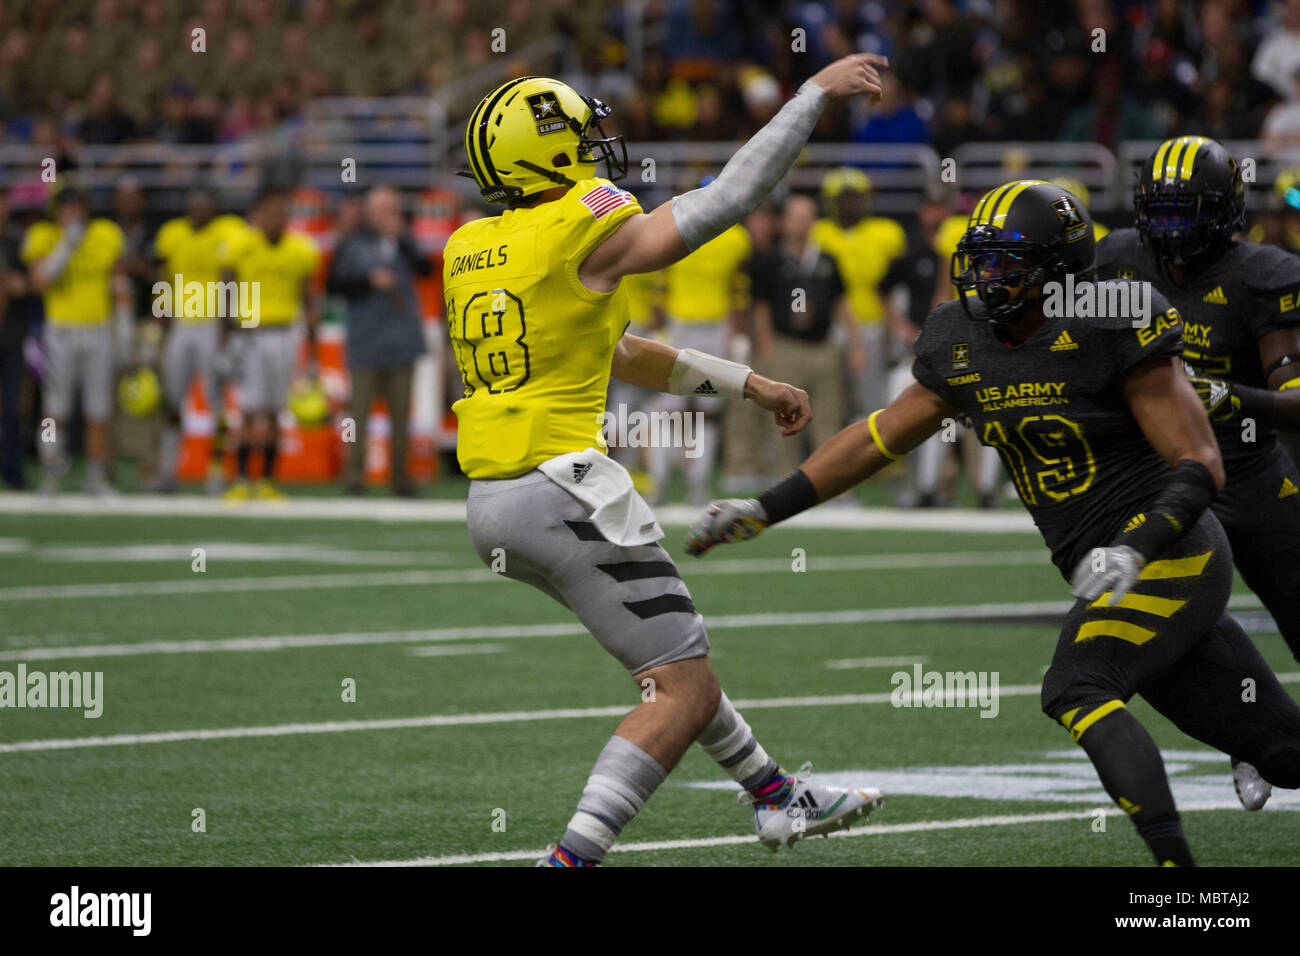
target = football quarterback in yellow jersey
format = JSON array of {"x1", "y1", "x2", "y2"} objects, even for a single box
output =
[{"x1": 446, "y1": 57, "x2": 888, "y2": 866}]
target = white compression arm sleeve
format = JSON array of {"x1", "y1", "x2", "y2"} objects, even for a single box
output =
[{"x1": 670, "y1": 81, "x2": 830, "y2": 252}]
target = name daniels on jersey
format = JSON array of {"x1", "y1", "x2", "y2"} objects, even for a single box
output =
[
  {"x1": 975, "y1": 381, "x2": 1069, "y2": 412},
  {"x1": 448, "y1": 244, "x2": 509, "y2": 277}
]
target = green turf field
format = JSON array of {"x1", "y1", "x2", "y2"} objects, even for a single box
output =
[{"x1": 1, "y1": 501, "x2": 1296, "y2": 867}]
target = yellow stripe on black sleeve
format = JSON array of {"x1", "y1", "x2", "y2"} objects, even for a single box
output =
[
  {"x1": 1063, "y1": 699, "x2": 1126, "y2": 742},
  {"x1": 1087, "y1": 592, "x2": 1187, "y2": 618},
  {"x1": 1074, "y1": 619, "x2": 1158, "y2": 646},
  {"x1": 1137, "y1": 550, "x2": 1212, "y2": 580}
]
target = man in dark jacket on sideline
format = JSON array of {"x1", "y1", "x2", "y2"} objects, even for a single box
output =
[{"x1": 327, "y1": 186, "x2": 430, "y2": 496}]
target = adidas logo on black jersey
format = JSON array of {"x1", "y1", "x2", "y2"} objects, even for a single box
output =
[
  {"x1": 572, "y1": 463, "x2": 592, "y2": 483},
  {"x1": 694, "y1": 380, "x2": 719, "y2": 396},
  {"x1": 1050, "y1": 330, "x2": 1079, "y2": 352},
  {"x1": 1202, "y1": 286, "x2": 1227, "y2": 304}
]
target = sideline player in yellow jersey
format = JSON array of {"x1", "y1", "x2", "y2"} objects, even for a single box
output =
[
  {"x1": 152, "y1": 187, "x2": 248, "y2": 493},
  {"x1": 811, "y1": 168, "x2": 906, "y2": 420},
  {"x1": 649, "y1": 183, "x2": 751, "y2": 505},
  {"x1": 447, "y1": 55, "x2": 888, "y2": 867},
  {"x1": 222, "y1": 187, "x2": 319, "y2": 500},
  {"x1": 604, "y1": 266, "x2": 659, "y2": 487},
  {"x1": 22, "y1": 185, "x2": 127, "y2": 496}
]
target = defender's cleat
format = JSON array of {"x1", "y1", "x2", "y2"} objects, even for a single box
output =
[
  {"x1": 1232, "y1": 758, "x2": 1271, "y2": 811},
  {"x1": 741, "y1": 762, "x2": 884, "y2": 850}
]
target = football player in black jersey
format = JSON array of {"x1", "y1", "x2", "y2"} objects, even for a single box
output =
[
  {"x1": 686, "y1": 180, "x2": 1300, "y2": 866},
  {"x1": 1097, "y1": 136, "x2": 1300, "y2": 810}
]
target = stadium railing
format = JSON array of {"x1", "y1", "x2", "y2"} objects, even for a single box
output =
[{"x1": 2, "y1": 137, "x2": 1297, "y2": 216}]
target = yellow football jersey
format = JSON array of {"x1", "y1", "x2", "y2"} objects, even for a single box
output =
[
  {"x1": 812, "y1": 216, "x2": 907, "y2": 324},
  {"x1": 663, "y1": 223, "x2": 751, "y2": 321},
  {"x1": 155, "y1": 214, "x2": 249, "y2": 321},
  {"x1": 222, "y1": 227, "x2": 319, "y2": 326},
  {"x1": 622, "y1": 268, "x2": 662, "y2": 331},
  {"x1": 21, "y1": 219, "x2": 124, "y2": 325},
  {"x1": 444, "y1": 178, "x2": 643, "y2": 479},
  {"x1": 933, "y1": 214, "x2": 970, "y2": 302}
]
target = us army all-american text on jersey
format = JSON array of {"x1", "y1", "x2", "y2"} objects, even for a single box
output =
[{"x1": 912, "y1": 290, "x2": 1183, "y2": 576}]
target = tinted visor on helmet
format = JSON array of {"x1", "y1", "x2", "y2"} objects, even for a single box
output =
[
  {"x1": 1134, "y1": 187, "x2": 1233, "y2": 264},
  {"x1": 952, "y1": 225, "x2": 1049, "y2": 324}
]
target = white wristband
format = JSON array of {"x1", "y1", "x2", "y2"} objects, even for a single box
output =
[{"x1": 668, "y1": 348, "x2": 752, "y2": 400}]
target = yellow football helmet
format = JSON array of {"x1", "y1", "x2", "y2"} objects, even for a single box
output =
[
  {"x1": 118, "y1": 368, "x2": 161, "y2": 417},
  {"x1": 461, "y1": 76, "x2": 628, "y2": 205},
  {"x1": 820, "y1": 167, "x2": 871, "y2": 202},
  {"x1": 288, "y1": 378, "x2": 329, "y2": 426}
]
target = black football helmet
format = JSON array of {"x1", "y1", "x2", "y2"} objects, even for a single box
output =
[
  {"x1": 951, "y1": 180, "x2": 1097, "y2": 327},
  {"x1": 1134, "y1": 135, "x2": 1244, "y2": 267}
]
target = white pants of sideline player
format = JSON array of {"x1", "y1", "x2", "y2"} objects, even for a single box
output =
[
  {"x1": 43, "y1": 322, "x2": 113, "y2": 423},
  {"x1": 237, "y1": 324, "x2": 300, "y2": 413},
  {"x1": 647, "y1": 317, "x2": 727, "y2": 505},
  {"x1": 162, "y1": 321, "x2": 222, "y2": 410}
]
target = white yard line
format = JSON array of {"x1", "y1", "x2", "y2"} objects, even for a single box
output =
[
  {"x1": 28, "y1": 542, "x2": 453, "y2": 566},
  {"x1": 0, "y1": 594, "x2": 1268, "y2": 661},
  {"x1": 322, "y1": 799, "x2": 1278, "y2": 866},
  {"x1": 0, "y1": 686, "x2": 1050, "y2": 754},
  {"x1": 3, "y1": 677, "x2": 1295, "y2": 755},
  {"x1": 0, "y1": 492, "x2": 1038, "y2": 531},
  {"x1": 406, "y1": 643, "x2": 507, "y2": 657},
  {"x1": 826, "y1": 656, "x2": 929, "y2": 669},
  {"x1": 0, "y1": 549, "x2": 1051, "y2": 602}
]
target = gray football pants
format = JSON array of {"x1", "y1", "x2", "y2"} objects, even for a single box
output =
[{"x1": 466, "y1": 469, "x2": 710, "y2": 674}]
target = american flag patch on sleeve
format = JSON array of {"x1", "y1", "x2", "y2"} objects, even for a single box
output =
[{"x1": 579, "y1": 184, "x2": 636, "y2": 219}]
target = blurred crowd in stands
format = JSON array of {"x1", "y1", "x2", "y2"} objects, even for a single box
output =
[
  {"x1": 3, "y1": 0, "x2": 1300, "y2": 501},
  {"x1": 4, "y1": 1, "x2": 1300, "y2": 150}
]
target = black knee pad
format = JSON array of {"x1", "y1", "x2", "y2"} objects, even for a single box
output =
[{"x1": 1040, "y1": 665, "x2": 1115, "y2": 724}]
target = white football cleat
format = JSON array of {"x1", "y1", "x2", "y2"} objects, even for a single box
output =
[
  {"x1": 1231, "y1": 758, "x2": 1271, "y2": 811},
  {"x1": 742, "y1": 762, "x2": 884, "y2": 851}
]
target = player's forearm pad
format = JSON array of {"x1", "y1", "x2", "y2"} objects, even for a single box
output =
[
  {"x1": 1113, "y1": 458, "x2": 1217, "y2": 562},
  {"x1": 757, "y1": 468, "x2": 821, "y2": 525},
  {"x1": 670, "y1": 81, "x2": 830, "y2": 252},
  {"x1": 668, "y1": 347, "x2": 752, "y2": 400}
]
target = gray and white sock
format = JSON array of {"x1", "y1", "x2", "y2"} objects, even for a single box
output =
[
  {"x1": 696, "y1": 692, "x2": 780, "y2": 790},
  {"x1": 560, "y1": 735, "x2": 667, "y2": 863}
]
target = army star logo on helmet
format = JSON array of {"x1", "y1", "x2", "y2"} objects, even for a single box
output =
[
  {"x1": 1053, "y1": 197, "x2": 1089, "y2": 243},
  {"x1": 527, "y1": 92, "x2": 561, "y2": 120}
]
